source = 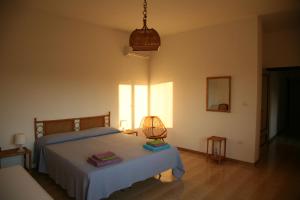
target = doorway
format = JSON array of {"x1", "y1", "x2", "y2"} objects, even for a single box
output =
[
  {"x1": 287, "y1": 77, "x2": 300, "y2": 137},
  {"x1": 265, "y1": 67, "x2": 300, "y2": 140},
  {"x1": 260, "y1": 72, "x2": 269, "y2": 146}
]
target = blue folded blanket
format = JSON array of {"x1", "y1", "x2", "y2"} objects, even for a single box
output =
[{"x1": 143, "y1": 144, "x2": 170, "y2": 152}]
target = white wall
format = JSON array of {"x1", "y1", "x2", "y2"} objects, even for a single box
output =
[
  {"x1": 0, "y1": 2, "x2": 263, "y2": 165},
  {"x1": 0, "y1": 3, "x2": 148, "y2": 166},
  {"x1": 150, "y1": 17, "x2": 261, "y2": 163},
  {"x1": 263, "y1": 28, "x2": 300, "y2": 68}
]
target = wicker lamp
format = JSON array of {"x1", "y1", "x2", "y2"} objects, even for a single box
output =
[
  {"x1": 140, "y1": 116, "x2": 167, "y2": 141},
  {"x1": 129, "y1": 0, "x2": 160, "y2": 51}
]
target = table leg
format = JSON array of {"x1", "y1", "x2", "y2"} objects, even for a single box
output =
[
  {"x1": 28, "y1": 151, "x2": 32, "y2": 170},
  {"x1": 219, "y1": 141, "x2": 221, "y2": 164},
  {"x1": 206, "y1": 139, "x2": 209, "y2": 159},
  {"x1": 24, "y1": 154, "x2": 26, "y2": 169},
  {"x1": 224, "y1": 139, "x2": 226, "y2": 159},
  {"x1": 212, "y1": 140, "x2": 215, "y2": 157}
]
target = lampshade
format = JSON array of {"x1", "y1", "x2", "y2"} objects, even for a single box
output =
[
  {"x1": 120, "y1": 120, "x2": 128, "y2": 131},
  {"x1": 14, "y1": 133, "x2": 26, "y2": 145},
  {"x1": 129, "y1": 28, "x2": 160, "y2": 51},
  {"x1": 140, "y1": 116, "x2": 167, "y2": 139},
  {"x1": 129, "y1": 0, "x2": 161, "y2": 51}
]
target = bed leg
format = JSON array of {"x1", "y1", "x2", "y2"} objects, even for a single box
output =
[{"x1": 158, "y1": 173, "x2": 162, "y2": 179}]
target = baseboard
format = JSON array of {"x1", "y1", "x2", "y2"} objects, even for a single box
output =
[
  {"x1": 177, "y1": 147, "x2": 206, "y2": 156},
  {"x1": 177, "y1": 146, "x2": 254, "y2": 166}
]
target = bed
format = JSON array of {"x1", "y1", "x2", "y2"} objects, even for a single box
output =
[
  {"x1": 34, "y1": 113, "x2": 185, "y2": 200},
  {"x1": 0, "y1": 165, "x2": 53, "y2": 200}
]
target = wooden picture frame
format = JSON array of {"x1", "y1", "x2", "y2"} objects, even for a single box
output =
[{"x1": 206, "y1": 76, "x2": 231, "y2": 112}]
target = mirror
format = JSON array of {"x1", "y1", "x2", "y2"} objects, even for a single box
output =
[{"x1": 206, "y1": 76, "x2": 231, "y2": 112}]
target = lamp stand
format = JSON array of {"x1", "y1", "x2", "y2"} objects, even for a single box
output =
[{"x1": 17, "y1": 145, "x2": 24, "y2": 152}]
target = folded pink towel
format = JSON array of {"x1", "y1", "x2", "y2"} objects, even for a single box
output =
[{"x1": 87, "y1": 156, "x2": 122, "y2": 168}]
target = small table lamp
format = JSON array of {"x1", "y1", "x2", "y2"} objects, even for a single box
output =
[
  {"x1": 14, "y1": 133, "x2": 26, "y2": 152},
  {"x1": 120, "y1": 120, "x2": 128, "y2": 131}
]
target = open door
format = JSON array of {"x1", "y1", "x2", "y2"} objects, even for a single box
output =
[
  {"x1": 260, "y1": 73, "x2": 270, "y2": 146},
  {"x1": 288, "y1": 78, "x2": 300, "y2": 137}
]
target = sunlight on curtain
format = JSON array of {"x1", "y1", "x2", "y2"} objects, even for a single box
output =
[
  {"x1": 150, "y1": 82, "x2": 173, "y2": 128},
  {"x1": 119, "y1": 84, "x2": 132, "y2": 129},
  {"x1": 134, "y1": 85, "x2": 148, "y2": 128}
]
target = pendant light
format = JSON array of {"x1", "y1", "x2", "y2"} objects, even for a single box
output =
[{"x1": 129, "y1": 0, "x2": 161, "y2": 51}]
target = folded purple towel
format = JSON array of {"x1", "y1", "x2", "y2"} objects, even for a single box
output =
[
  {"x1": 92, "y1": 151, "x2": 115, "y2": 160},
  {"x1": 87, "y1": 156, "x2": 122, "y2": 168}
]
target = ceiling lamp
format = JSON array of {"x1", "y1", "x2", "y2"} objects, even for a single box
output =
[{"x1": 129, "y1": 0, "x2": 161, "y2": 51}]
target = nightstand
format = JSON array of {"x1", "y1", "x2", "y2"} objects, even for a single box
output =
[
  {"x1": 122, "y1": 129, "x2": 138, "y2": 136},
  {"x1": 206, "y1": 136, "x2": 227, "y2": 164},
  {"x1": 0, "y1": 147, "x2": 32, "y2": 170}
]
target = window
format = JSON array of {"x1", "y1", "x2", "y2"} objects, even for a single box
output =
[
  {"x1": 119, "y1": 82, "x2": 173, "y2": 129},
  {"x1": 119, "y1": 84, "x2": 148, "y2": 129},
  {"x1": 150, "y1": 82, "x2": 173, "y2": 128},
  {"x1": 119, "y1": 84, "x2": 132, "y2": 129},
  {"x1": 134, "y1": 85, "x2": 148, "y2": 128}
]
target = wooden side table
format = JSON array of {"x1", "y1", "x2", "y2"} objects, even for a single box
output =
[
  {"x1": 206, "y1": 136, "x2": 226, "y2": 164},
  {"x1": 122, "y1": 129, "x2": 138, "y2": 136},
  {"x1": 0, "y1": 147, "x2": 32, "y2": 170}
]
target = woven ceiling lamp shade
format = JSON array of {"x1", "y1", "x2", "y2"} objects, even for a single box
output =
[
  {"x1": 129, "y1": 29, "x2": 160, "y2": 51},
  {"x1": 129, "y1": 0, "x2": 161, "y2": 51},
  {"x1": 140, "y1": 116, "x2": 167, "y2": 140}
]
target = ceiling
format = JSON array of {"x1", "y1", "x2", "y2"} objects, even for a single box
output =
[{"x1": 25, "y1": 0, "x2": 300, "y2": 35}]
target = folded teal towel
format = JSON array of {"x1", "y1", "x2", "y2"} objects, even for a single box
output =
[{"x1": 143, "y1": 144, "x2": 170, "y2": 152}]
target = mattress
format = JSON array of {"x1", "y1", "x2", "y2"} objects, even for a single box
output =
[{"x1": 36, "y1": 127, "x2": 185, "y2": 200}]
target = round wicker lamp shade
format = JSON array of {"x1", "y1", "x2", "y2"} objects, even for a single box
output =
[
  {"x1": 140, "y1": 116, "x2": 167, "y2": 140},
  {"x1": 129, "y1": 28, "x2": 160, "y2": 51},
  {"x1": 129, "y1": 0, "x2": 160, "y2": 51}
]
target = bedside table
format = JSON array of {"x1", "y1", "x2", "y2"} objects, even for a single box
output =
[
  {"x1": 0, "y1": 147, "x2": 32, "y2": 170},
  {"x1": 122, "y1": 129, "x2": 138, "y2": 136},
  {"x1": 206, "y1": 136, "x2": 226, "y2": 164}
]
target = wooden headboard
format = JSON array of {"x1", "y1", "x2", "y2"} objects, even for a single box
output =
[{"x1": 34, "y1": 112, "x2": 110, "y2": 140}]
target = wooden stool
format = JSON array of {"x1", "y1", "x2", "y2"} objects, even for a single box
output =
[{"x1": 206, "y1": 136, "x2": 227, "y2": 164}]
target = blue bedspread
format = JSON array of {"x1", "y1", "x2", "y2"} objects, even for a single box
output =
[{"x1": 36, "y1": 128, "x2": 185, "y2": 200}]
